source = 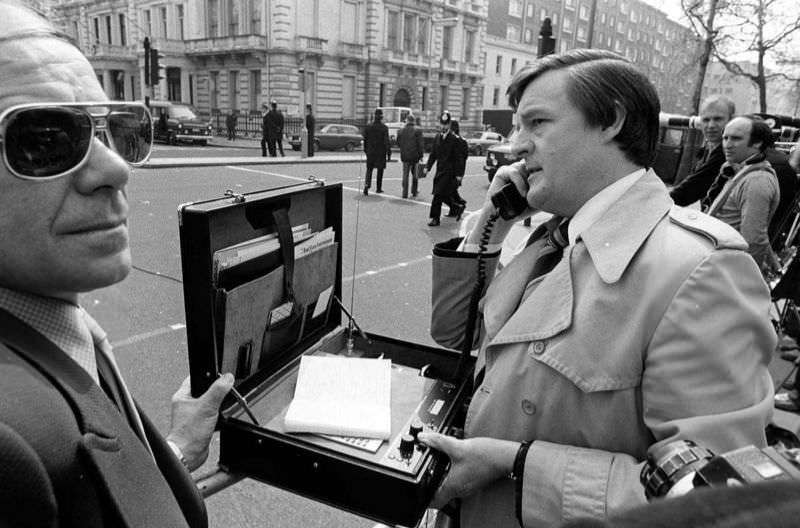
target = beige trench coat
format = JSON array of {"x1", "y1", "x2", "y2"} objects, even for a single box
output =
[{"x1": 431, "y1": 170, "x2": 775, "y2": 527}]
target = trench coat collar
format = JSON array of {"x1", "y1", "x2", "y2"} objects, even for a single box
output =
[{"x1": 485, "y1": 169, "x2": 672, "y2": 345}]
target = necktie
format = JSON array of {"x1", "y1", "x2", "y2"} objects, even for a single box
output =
[{"x1": 701, "y1": 165, "x2": 735, "y2": 212}]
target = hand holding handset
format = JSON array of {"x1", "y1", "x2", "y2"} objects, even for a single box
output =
[{"x1": 490, "y1": 183, "x2": 528, "y2": 220}]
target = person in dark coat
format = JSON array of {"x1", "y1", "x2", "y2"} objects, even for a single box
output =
[
  {"x1": 262, "y1": 100, "x2": 284, "y2": 157},
  {"x1": 225, "y1": 110, "x2": 237, "y2": 141},
  {"x1": 0, "y1": 4, "x2": 234, "y2": 527},
  {"x1": 424, "y1": 111, "x2": 465, "y2": 226},
  {"x1": 397, "y1": 113, "x2": 424, "y2": 198},
  {"x1": 363, "y1": 108, "x2": 391, "y2": 195},
  {"x1": 446, "y1": 120, "x2": 469, "y2": 216},
  {"x1": 305, "y1": 103, "x2": 316, "y2": 157}
]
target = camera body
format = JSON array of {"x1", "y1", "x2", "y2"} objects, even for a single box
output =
[{"x1": 641, "y1": 440, "x2": 800, "y2": 500}]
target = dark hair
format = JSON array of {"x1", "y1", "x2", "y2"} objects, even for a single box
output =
[
  {"x1": 450, "y1": 120, "x2": 460, "y2": 134},
  {"x1": 742, "y1": 115, "x2": 775, "y2": 151},
  {"x1": 506, "y1": 49, "x2": 661, "y2": 166}
]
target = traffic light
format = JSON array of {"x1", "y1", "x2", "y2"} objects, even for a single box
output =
[
  {"x1": 143, "y1": 37, "x2": 150, "y2": 87},
  {"x1": 150, "y1": 48, "x2": 164, "y2": 87}
]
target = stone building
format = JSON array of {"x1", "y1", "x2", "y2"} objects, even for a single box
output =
[
  {"x1": 43, "y1": 0, "x2": 488, "y2": 128},
  {"x1": 481, "y1": 0, "x2": 700, "y2": 115}
]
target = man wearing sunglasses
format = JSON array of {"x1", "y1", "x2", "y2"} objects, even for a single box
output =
[{"x1": 0, "y1": 3, "x2": 233, "y2": 527}]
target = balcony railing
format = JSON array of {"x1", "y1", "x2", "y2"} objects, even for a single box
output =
[
  {"x1": 185, "y1": 34, "x2": 267, "y2": 54},
  {"x1": 295, "y1": 35, "x2": 327, "y2": 53},
  {"x1": 337, "y1": 41, "x2": 367, "y2": 59},
  {"x1": 87, "y1": 43, "x2": 137, "y2": 60}
]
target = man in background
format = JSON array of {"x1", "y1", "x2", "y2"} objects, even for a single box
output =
[
  {"x1": 262, "y1": 100, "x2": 284, "y2": 157},
  {"x1": 707, "y1": 115, "x2": 780, "y2": 274},
  {"x1": 0, "y1": 3, "x2": 233, "y2": 526},
  {"x1": 670, "y1": 95, "x2": 734, "y2": 206},
  {"x1": 305, "y1": 103, "x2": 316, "y2": 158},
  {"x1": 424, "y1": 111, "x2": 465, "y2": 226},
  {"x1": 396, "y1": 113, "x2": 424, "y2": 199},
  {"x1": 363, "y1": 108, "x2": 391, "y2": 195}
]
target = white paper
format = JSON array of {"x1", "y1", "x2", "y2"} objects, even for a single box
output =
[{"x1": 284, "y1": 355, "x2": 391, "y2": 439}]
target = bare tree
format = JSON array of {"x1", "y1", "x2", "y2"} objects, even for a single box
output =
[{"x1": 681, "y1": 0, "x2": 723, "y2": 113}]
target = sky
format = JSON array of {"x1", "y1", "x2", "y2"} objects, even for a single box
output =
[{"x1": 638, "y1": 0, "x2": 688, "y2": 23}]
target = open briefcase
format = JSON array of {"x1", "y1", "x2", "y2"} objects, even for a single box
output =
[{"x1": 178, "y1": 180, "x2": 474, "y2": 527}]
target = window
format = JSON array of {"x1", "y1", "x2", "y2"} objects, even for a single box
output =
[
  {"x1": 105, "y1": 15, "x2": 112, "y2": 44},
  {"x1": 251, "y1": 1, "x2": 261, "y2": 33},
  {"x1": 495, "y1": 55, "x2": 502, "y2": 75},
  {"x1": 403, "y1": 14, "x2": 415, "y2": 52},
  {"x1": 540, "y1": 8, "x2": 547, "y2": 22},
  {"x1": 600, "y1": 12, "x2": 606, "y2": 24},
  {"x1": 387, "y1": 11, "x2": 399, "y2": 51},
  {"x1": 144, "y1": 9, "x2": 152, "y2": 36},
  {"x1": 207, "y1": 0, "x2": 218, "y2": 37},
  {"x1": 510, "y1": 57, "x2": 517, "y2": 75},
  {"x1": 440, "y1": 85, "x2": 448, "y2": 111},
  {"x1": 228, "y1": 0, "x2": 239, "y2": 36},
  {"x1": 509, "y1": 0, "x2": 523, "y2": 17},
  {"x1": 379, "y1": 83, "x2": 385, "y2": 106},
  {"x1": 177, "y1": 5, "x2": 185, "y2": 39},
  {"x1": 442, "y1": 25, "x2": 453, "y2": 60},
  {"x1": 160, "y1": 7, "x2": 167, "y2": 37},
  {"x1": 210, "y1": 71, "x2": 219, "y2": 109},
  {"x1": 119, "y1": 14, "x2": 126, "y2": 45},
  {"x1": 506, "y1": 24, "x2": 521, "y2": 41},
  {"x1": 563, "y1": 18, "x2": 572, "y2": 32},
  {"x1": 462, "y1": 87, "x2": 470, "y2": 121},
  {"x1": 228, "y1": 71, "x2": 238, "y2": 109},
  {"x1": 417, "y1": 18, "x2": 428, "y2": 55},
  {"x1": 579, "y1": 5, "x2": 589, "y2": 20},
  {"x1": 525, "y1": 28, "x2": 532, "y2": 43},
  {"x1": 492, "y1": 87, "x2": 500, "y2": 106},
  {"x1": 93, "y1": 17, "x2": 99, "y2": 43},
  {"x1": 527, "y1": 3, "x2": 534, "y2": 17},
  {"x1": 577, "y1": 26, "x2": 586, "y2": 40},
  {"x1": 552, "y1": 13, "x2": 558, "y2": 25},
  {"x1": 422, "y1": 86, "x2": 428, "y2": 111},
  {"x1": 249, "y1": 70, "x2": 260, "y2": 110},
  {"x1": 465, "y1": 30, "x2": 475, "y2": 63},
  {"x1": 565, "y1": 0, "x2": 575, "y2": 8}
]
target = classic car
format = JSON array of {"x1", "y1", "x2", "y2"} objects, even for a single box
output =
[{"x1": 289, "y1": 124, "x2": 363, "y2": 152}]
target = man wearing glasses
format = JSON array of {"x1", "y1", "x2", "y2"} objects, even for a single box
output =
[{"x1": 0, "y1": 3, "x2": 233, "y2": 527}]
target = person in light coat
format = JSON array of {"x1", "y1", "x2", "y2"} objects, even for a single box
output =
[{"x1": 420, "y1": 49, "x2": 774, "y2": 528}]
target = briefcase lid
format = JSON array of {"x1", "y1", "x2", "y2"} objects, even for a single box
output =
[{"x1": 178, "y1": 181, "x2": 343, "y2": 397}]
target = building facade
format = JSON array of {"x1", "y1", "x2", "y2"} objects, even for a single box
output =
[
  {"x1": 41, "y1": 0, "x2": 487, "y2": 128},
  {"x1": 481, "y1": 0, "x2": 700, "y2": 115}
]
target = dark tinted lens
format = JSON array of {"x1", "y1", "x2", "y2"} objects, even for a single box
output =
[
  {"x1": 106, "y1": 105, "x2": 152, "y2": 164},
  {"x1": 5, "y1": 107, "x2": 92, "y2": 177}
]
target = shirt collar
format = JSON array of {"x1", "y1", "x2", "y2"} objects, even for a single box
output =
[{"x1": 568, "y1": 168, "x2": 646, "y2": 246}]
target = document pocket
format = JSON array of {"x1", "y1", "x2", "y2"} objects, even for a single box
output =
[
  {"x1": 216, "y1": 265, "x2": 285, "y2": 379},
  {"x1": 294, "y1": 242, "x2": 338, "y2": 337}
]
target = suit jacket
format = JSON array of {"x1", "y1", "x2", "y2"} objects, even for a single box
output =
[
  {"x1": 669, "y1": 144, "x2": 726, "y2": 206},
  {"x1": 397, "y1": 123, "x2": 424, "y2": 164},
  {"x1": 431, "y1": 171, "x2": 774, "y2": 527},
  {"x1": 364, "y1": 121, "x2": 390, "y2": 168},
  {"x1": 0, "y1": 308, "x2": 206, "y2": 528}
]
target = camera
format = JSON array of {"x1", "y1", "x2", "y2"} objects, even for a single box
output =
[{"x1": 640, "y1": 439, "x2": 800, "y2": 500}]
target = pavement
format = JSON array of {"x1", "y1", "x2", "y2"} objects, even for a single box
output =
[{"x1": 146, "y1": 135, "x2": 368, "y2": 168}]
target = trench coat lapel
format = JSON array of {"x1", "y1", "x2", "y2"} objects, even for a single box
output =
[{"x1": 485, "y1": 170, "x2": 673, "y2": 346}]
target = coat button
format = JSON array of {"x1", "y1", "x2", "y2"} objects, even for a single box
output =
[
  {"x1": 532, "y1": 341, "x2": 546, "y2": 355},
  {"x1": 521, "y1": 399, "x2": 537, "y2": 415}
]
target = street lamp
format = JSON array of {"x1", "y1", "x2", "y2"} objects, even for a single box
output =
[{"x1": 428, "y1": 16, "x2": 458, "y2": 115}]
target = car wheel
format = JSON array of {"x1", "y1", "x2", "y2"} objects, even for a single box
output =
[
  {"x1": 168, "y1": 132, "x2": 177, "y2": 146},
  {"x1": 313, "y1": 140, "x2": 320, "y2": 152},
  {"x1": 292, "y1": 145, "x2": 300, "y2": 151},
  {"x1": 345, "y1": 142, "x2": 355, "y2": 152},
  {"x1": 198, "y1": 140, "x2": 208, "y2": 146}
]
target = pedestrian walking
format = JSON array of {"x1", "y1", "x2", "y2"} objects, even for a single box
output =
[
  {"x1": 305, "y1": 103, "x2": 316, "y2": 158},
  {"x1": 397, "y1": 113, "x2": 424, "y2": 199},
  {"x1": 446, "y1": 120, "x2": 469, "y2": 216},
  {"x1": 363, "y1": 109, "x2": 391, "y2": 195},
  {"x1": 424, "y1": 111, "x2": 465, "y2": 226}
]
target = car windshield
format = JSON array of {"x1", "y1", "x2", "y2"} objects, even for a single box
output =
[
  {"x1": 168, "y1": 105, "x2": 201, "y2": 119},
  {"x1": 469, "y1": 131, "x2": 485, "y2": 139}
]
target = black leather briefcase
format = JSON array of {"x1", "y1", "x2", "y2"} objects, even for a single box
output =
[{"x1": 178, "y1": 181, "x2": 473, "y2": 527}]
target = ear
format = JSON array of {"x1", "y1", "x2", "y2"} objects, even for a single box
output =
[{"x1": 599, "y1": 102, "x2": 626, "y2": 144}]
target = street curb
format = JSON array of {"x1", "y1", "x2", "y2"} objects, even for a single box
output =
[{"x1": 143, "y1": 156, "x2": 398, "y2": 169}]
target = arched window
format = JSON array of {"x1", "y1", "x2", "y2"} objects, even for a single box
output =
[{"x1": 393, "y1": 88, "x2": 410, "y2": 107}]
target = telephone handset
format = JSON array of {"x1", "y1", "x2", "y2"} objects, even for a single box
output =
[{"x1": 490, "y1": 182, "x2": 529, "y2": 220}]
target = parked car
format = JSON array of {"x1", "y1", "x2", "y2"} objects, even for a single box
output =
[
  {"x1": 289, "y1": 124, "x2": 363, "y2": 152},
  {"x1": 148, "y1": 101, "x2": 213, "y2": 146},
  {"x1": 484, "y1": 142, "x2": 519, "y2": 182},
  {"x1": 466, "y1": 131, "x2": 506, "y2": 156}
]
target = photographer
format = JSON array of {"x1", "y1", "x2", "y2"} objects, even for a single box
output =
[{"x1": 421, "y1": 49, "x2": 774, "y2": 527}]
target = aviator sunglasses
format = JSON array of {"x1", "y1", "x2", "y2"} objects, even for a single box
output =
[{"x1": 0, "y1": 101, "x2": 153, "y2": 180}]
